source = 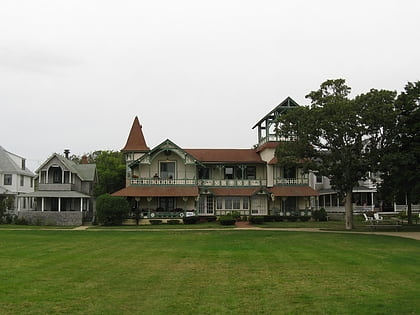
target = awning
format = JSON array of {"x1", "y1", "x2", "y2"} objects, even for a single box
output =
[
  {"x1": 112, "y1": 186, "x2": 199, "y2": 197},
  {"x1": 22, "y1": 191, "x2": 91, "y2": 198},
  {"x1": 269, "y1": 186, "x2": 319, "y2": 197},
  {"x1": 206, "y1": 187, "x2": 266, "y2": 196}
]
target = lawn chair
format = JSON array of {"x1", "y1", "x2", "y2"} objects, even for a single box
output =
[
  {"x1": 363, "y1": 213, "x2": 373, "y2": 223},
  {"x1": 374, "y1": 213, "x2": 383, "y2": 221}
]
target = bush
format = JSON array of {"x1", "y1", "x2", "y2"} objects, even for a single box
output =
[
  {"x1": 299, "y1": 216, "x2": 311, "y2": 222},
  {"x1": 149, "y1": 220, "x2": 162, "y2": 225},
  {"x1": 183, "y1": 216, "x2": 200, "y2": 224},
  {"x1": 219, "y1": 215, "x2": 236, "y2": 225},
  {"x1": 96, "y1": 194, "x2": 130, "y2": 226},
  {"x1": 263, "y1": 215, "x2": 276, "y2": 222},
  {"x1": 249, "y1": 216, "x2": 264, "y2": 224},
  {"x1": 200, "y1": 216, "x2": 217, "y2": 223},
  {"x1": 167, "y1": 219, "x2": 181, "y2": 225},
  {"x1": 312, "y1": 208, "x2": 328, "y2": 221}
]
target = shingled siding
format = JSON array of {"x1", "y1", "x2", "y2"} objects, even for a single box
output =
[{"x1": 18, "y1": 211, "x2": 83, "y2": 226}]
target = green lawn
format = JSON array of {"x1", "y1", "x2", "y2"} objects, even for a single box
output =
[{"x1": 0, "y1": 230, "x2": 419, "y2": 315}]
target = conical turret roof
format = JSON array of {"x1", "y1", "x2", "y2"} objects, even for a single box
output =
[{"x1": 121, "y1": 116, "x2": 150, "y2": 152}]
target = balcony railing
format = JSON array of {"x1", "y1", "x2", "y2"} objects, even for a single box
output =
[
  {"x1": 38, "y1": 183, "x2": 73, "y2": 191},
  {"x1": 275, "y1": 178, "x2": 309, "y2": 185},
  {"x1": 130, "y1": 178, "x2": 196, "y2": 185},
  {"x1": 197, "y1": 179, "x2": 266, "y2": 187},
  {"x1": 130, "y1": 178, "x2": 267, "y2": 187}
]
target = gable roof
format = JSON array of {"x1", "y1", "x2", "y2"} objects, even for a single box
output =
[
  {"x1": 252, "y1": 96, "x2": 300, "y2": 130},
  {"x1": 185, "y1": 149, "x2": 264, "y2": 164},
  {"x1": 122, "y1": 116, "x2": 150, "y2": 152},
  {"x1": 0, "y1": 146, "x2": 34, "y2": 177},
  {"x1": 36, "y1": 153, "x2": 96, "y2": 182}
]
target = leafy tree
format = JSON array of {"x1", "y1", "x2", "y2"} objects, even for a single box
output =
[
  {"x1": 96, "y1": 193, "x2": 130, "y2": 225},
  {"x1": 72, "y1": 150, "x2": 126, "y2": 197},
  {"x1": 379, "y1": 81, "x2": 420, "y2": 224},
  {"x1": 276, "y1": 79, "x2": 397, "y2": 230}
]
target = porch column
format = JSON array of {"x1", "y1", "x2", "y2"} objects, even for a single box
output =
[
  {"x1": 62, "y1": 169, "x2": 64, "y2": 184},
  {"x1": 58, "y1": 197, "x2": 61, "y2": 212},
  {"x1": 17, "y1": 196, "x2": 21, "y2": 212},
  {"x1": 80, "y1": 198, "x2": 83, "y2": 212},
  {"x1": 371, "y1": 192, "x2": 374, "y2": 211},
  {"x1": 41, "y1": 197, "x2": 45, "y2": 212},
  {"x1": 46, "y1": 169, "x2": 49, "y2": 184}
]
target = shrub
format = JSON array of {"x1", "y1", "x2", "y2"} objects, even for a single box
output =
[
  {"x1": 263, "y1": 215, "x2": 276, "y2": 222},
  {"x1": 274, "y1": 216, "x2": 284, "y2": 222},
  {"x1": 312, "y1": 208, "x2": 328, "y2": 221},
  {"x1": 149, "y1": 220, "x2": 162, "y2": 225},
  {"x1": 299, "y1": 216, "x2": 311, "y2": 222},
  {"x1": 183, "y1": 216, "x2": 200, "y2": 224},
  {"x1": 249, "y1": 216, "x2": 264, "y2": 224},
  {"x1": 14, "y1": 217, "x2": 28, "y2": 225},
  {"x1": 96, "y1": 194, "x2": 130, "y2": 226},
  {"x1": 167, "y1": 220, "x2": 181, "y2": 225},
  {"x1": 200, "y1": 216, "x2": 217, "y2": 223},
  {"x1": 219, "y1": 215, "x2": 236, "y2": 226}
]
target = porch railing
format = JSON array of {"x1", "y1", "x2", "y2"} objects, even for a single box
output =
[
  {"x1": 275, "y1": 178, "x2": 309, "y2": 185},
  {"x1": 130, "y1": 178, "x2": 267, "y2": 187},
  {"x1": 130, "y1": 178, "x2": 196, "y2": 185},
  {"x1": 197, "y1": 179, "x2": 266, "y2": 187}
]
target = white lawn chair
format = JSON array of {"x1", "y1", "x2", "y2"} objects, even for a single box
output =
[
  {"x1": 373, "y1": 213, "x2": 383, "y2": 221},
  {"x1": 363, "y1": 213, "x2": 373, "y2": 222}
]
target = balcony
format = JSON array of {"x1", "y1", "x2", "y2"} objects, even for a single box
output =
[
  {"x1": 130, "y1": 178, "x2": 267, "y2": 187},
  {"x1": 38, "y1": 183, "x2": 73, "y2": 191},
  {"x1": 130, "y1": 178, "x2": 196, "y2": 186},
  {"x1": 198, "y1": 179, "x2": 266, "y2": 187},
  {"x1": 274, "y1": 178, "x2": 309, "y2": 186}
]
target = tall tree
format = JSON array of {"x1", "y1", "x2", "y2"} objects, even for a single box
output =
[
  {"x1": 276, "y1": 79, "x2": 397, "y2": 230},
  {"x1": 71, "y1": 150, "x2": 126, "y2": 197},
  {"x1": 379, "y1": 82, "x2": 420, "y2": 223}
]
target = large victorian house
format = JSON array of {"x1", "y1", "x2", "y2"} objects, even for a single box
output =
[{"x1": 113, "y1": 98, "x2": 319, "y2": 219}]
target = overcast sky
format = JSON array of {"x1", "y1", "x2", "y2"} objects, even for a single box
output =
[{"x1": 1, "y1": 0, "x2": 419, "y2": 171}]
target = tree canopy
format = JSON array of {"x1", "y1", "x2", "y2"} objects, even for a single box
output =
[
  {"x1": 378, "y1": 81, "x2": 420, "y2": 223},
  {"x1": 276, "y1": 79, "x2": 397, "y2": 230},
  {"x1": 72, "y1": 150, "x2": 126, "y2": 197}
]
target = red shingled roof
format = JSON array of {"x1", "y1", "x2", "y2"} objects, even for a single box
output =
[
  {"x1": 185, "y1": 149, "x2": 264, "y2": 163},
  {"x1": 112, "y1": 186, "x2": 199, "y2": 197},
  {"x1": 269, "y1": 186, "x2": 319, "y2": 197},
  {"x1": 122, "y1": 116, "x2": 150, "y2": 152}
]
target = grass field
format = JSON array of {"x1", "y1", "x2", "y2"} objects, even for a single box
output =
[{"x1": 1, "y1": 230, "x2": 419, "y2": 315}]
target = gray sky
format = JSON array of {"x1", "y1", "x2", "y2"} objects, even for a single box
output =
[{"x1": 1, "y1": 0, "x2": 419, "y2": 171}]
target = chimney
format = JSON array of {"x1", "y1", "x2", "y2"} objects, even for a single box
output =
[
  {"x1": 80, "y1": 155, "x2": 88, "y2": 164},
  {"x1": 64, "y1": 149, "x2": 70, "y2": 159}
]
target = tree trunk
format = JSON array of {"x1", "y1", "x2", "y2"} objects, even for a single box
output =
[
  {"x1": 344, "y1": 191, "x2": 353, "y2": 230},
  {"x1": 407, "y1": 194, "x2": 412, "y2": 225}
]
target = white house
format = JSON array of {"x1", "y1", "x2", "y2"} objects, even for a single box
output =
[{"x1": 0, "y1": 146, "x2": 35, "y2": 214}]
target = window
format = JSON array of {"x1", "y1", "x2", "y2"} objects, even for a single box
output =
[
  {"x1": 20, "y1": 175, "x2": 24, "y2": 186},
  {"x1": 4, "y1": 174, "x2": 12, "y2": 185},
  {"x1": 216, "y1": 198, "x2": 223, "y2": 210},
  {"x1": 284, "y1": 167, "x2": 296, "y2": 179},
  {"x1": 243, "y1": 198, "x2": 249, "y2": 209},
  {"x1": 160, "y1": 161, "x2": 175, "y2": 179},
  {"x1": 316, "y1": 174, "x2": 323, "y2": 184},
  {"x1": 52, "y1": 167, "x2": 62, "y2": 184},
  {"x1": 225, "y1": 198, "x2": 233, "y2": 209},
  {"x1": 158, "y1": 197, "x2": 175, "y2": 211},
  {"x1": 198, "y1": 167, "x2": 210, "y2": 179},
  {"x1": 232, "y1": 197, "x2": 241, "y2": 209},
  {"x1": 246, "y1": 166, "x2": 256, "y2": 179},
  {"x1": 224, "y1": 167, "x2": 234, "y2": 179}
]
